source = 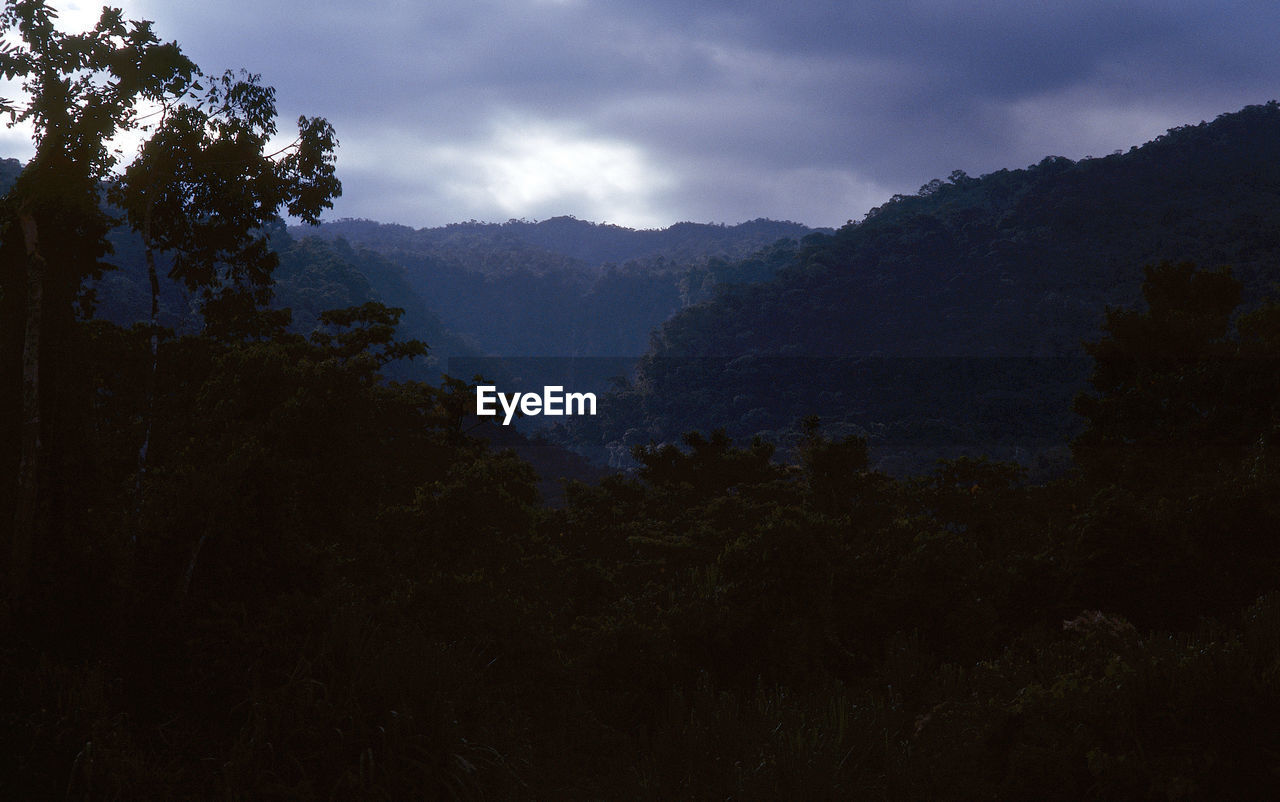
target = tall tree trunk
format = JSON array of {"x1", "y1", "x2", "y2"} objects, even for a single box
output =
[{"x1": 10, "y1": 211, "x2": 46, "y2": 607}]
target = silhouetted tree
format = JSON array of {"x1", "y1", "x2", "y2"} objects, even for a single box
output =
[
  {"x1": 0, "y1": 0, "x2": 339, "y2": 613},
  {"x1": 1070, "y1": 261, "x2": 1280, "y2": 620},
  {"x1": 0, "y1": 1, "x2": 199, "y2": 606}
]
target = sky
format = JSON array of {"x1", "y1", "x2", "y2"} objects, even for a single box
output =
[{"x1": 4, "y1": 1, "x2": 1279, "y2": 230}]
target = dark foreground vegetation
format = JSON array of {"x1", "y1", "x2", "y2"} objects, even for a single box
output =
[
  {"x1": 5, "y1": 259, "x2": 1280, "y2": 799},
  {"x1": 3, "y1": 3, "x2": 1280, "y2": 799}
]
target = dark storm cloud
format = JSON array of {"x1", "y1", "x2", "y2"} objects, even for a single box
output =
[{"x1": 70, "y1": 1, "x2": 1280, "y2": 227}]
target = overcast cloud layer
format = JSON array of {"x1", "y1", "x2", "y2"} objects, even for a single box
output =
[{"x1": 9, "y1": 1, "x2": 1280, "y2": 229}]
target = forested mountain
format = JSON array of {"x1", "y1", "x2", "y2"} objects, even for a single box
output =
[
  {"x1": 297, "y1": 216, "x2": 823, "y2": 357},
  {"x1": 563, "y1": 102, "x2": 1280, "y2": 474}
]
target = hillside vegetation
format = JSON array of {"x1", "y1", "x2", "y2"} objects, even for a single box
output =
[
  {"x1": 563, "y1": 103, "x2": 1280, "y2": 474},
  {"x1": 298, "y1": 216, "x2": 822, "y2": 358}
]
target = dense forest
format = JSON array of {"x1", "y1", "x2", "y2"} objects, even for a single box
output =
[
  {"x1": 558, "y1": 102, "x2": 1280, "y2": 474},
  {"x1": 3, "y1": 3, "x2": 1280, "y2": 798}
]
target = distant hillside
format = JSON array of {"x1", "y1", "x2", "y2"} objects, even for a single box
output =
[
  {"x1": 0, "y1": 157, "x2": 21, "y2": 190},
  {"x1": 560, "y1": 102, "x2": 1280, "y2": 474},
  {"x1": 294, "y1": 217, "x2": 826, "y2": 358}
]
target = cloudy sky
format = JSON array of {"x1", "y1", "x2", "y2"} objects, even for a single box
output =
[{"x1": 8, "y1": 1, "x2": 1280, "y2": 229}]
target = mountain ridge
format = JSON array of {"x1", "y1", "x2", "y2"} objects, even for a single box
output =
[
  {"x1": 558, "y1": 100, "x2": 1280, "y2": 474},
  {"x1": 295, "y1": 215, "x2": 827, "y2": 270}
]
